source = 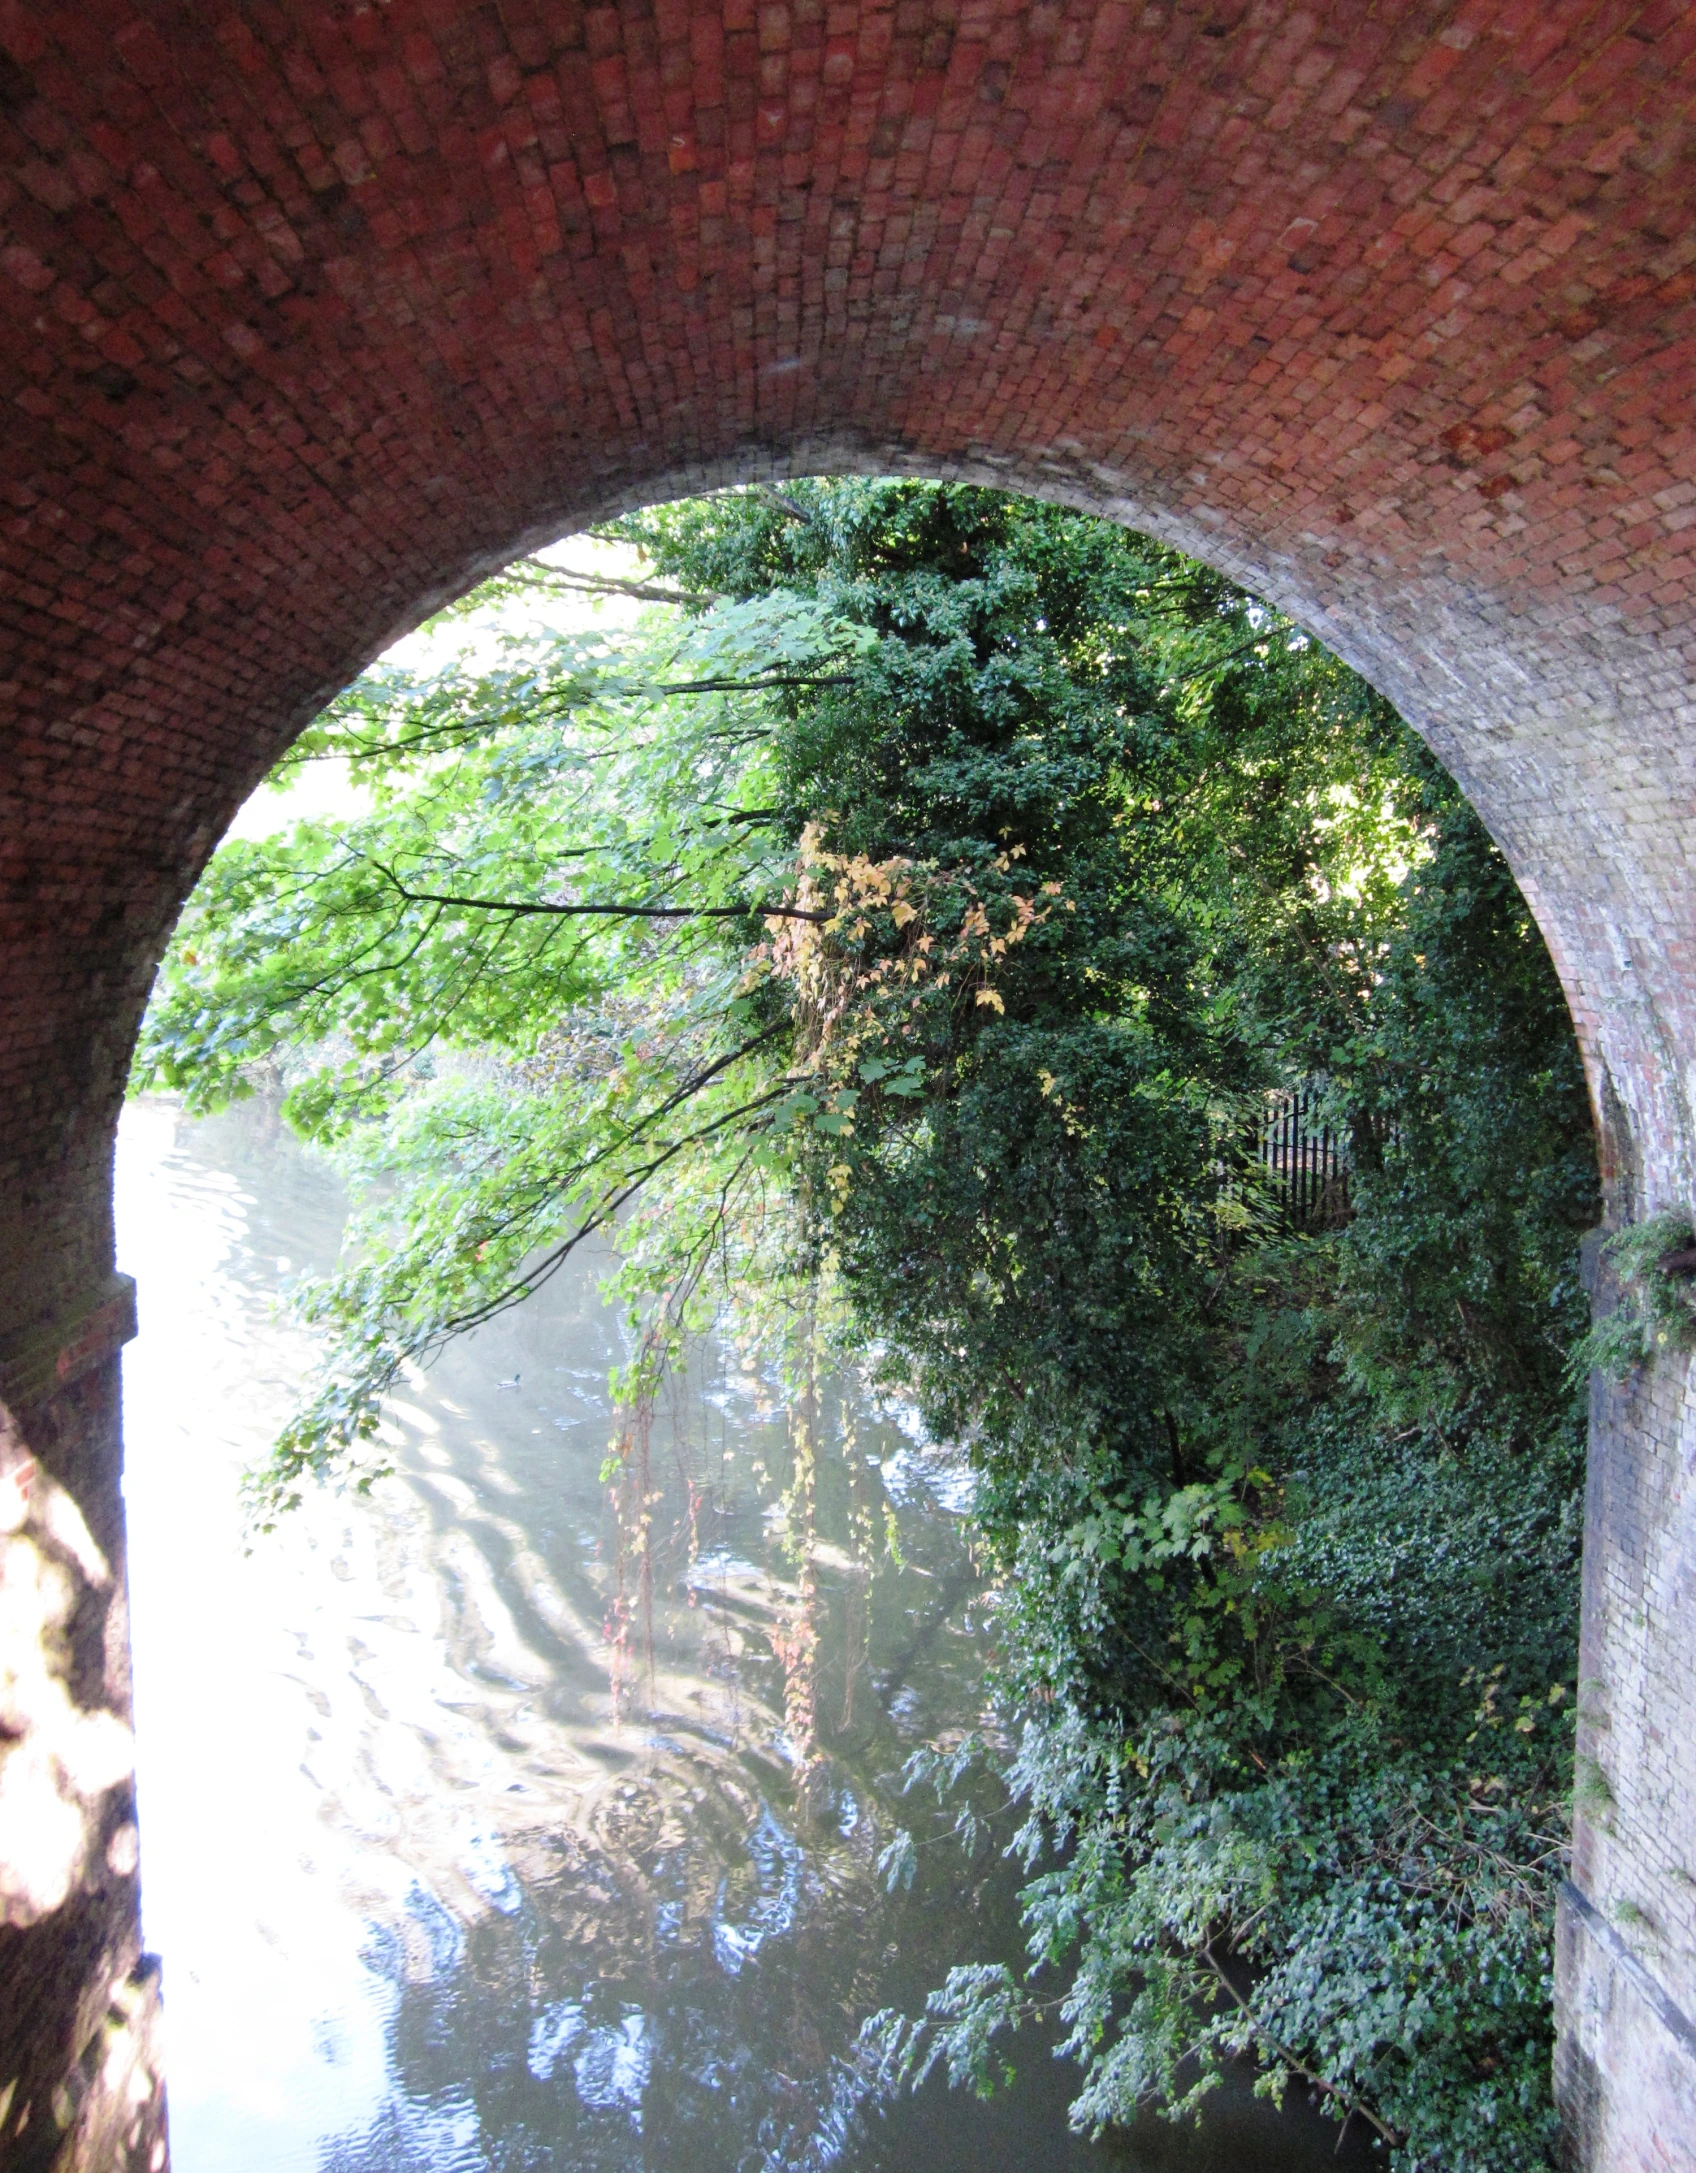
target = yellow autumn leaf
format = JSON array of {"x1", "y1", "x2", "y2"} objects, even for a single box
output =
[{"x1": 975, "y1": 988, "x2": 1005, "y2": 1013}]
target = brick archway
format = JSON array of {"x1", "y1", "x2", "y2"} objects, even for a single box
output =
[{"x1": 5, "y1": 4, "x2": 1696, "y2": 2164}]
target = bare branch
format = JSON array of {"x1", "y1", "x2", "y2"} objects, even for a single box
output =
[
  {"x1": 503, "y1": 561, "x2": 720, "y2": 609},
  {"x1": 756, "y1": 483, "x2": 819, "y2": 527},
  {"x1": 372, "y1": 865, "x2": 830, "y2": 925}
]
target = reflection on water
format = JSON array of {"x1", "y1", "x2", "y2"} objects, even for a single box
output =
[{"x1": 117, "y1": 1098, "x2": 1372, "y2": 2173}]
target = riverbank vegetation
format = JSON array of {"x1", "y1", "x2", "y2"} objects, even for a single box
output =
[{"x1": 136, "y1": 481, "x2": 1599, "y2": 2169}]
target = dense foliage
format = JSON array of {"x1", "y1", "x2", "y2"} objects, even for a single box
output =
[{"x1": 136, "y1": 481, "x2": 1599, "y2": 2167}]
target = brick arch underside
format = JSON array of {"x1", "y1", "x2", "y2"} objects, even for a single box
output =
[
  {"x1": 9, "y1": 0, "x2": 1696, "y2": 1344},
  {"x1": 7, "y1": 0, "x2": 1696, "y2": 1322},
  {"x1": 9, "y1": 5, "x2": 1696, "y2": 2165}
]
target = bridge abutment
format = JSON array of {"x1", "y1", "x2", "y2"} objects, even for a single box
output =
[
  {"x1": 1554, "y1": 1241, "x2": 1696, "y2": 2171},
  {"x1": 0, "y1": 1276, "x2": 166, "y2": 2173}
]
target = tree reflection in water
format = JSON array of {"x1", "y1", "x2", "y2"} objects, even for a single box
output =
[
  {"x1": 322, "y1": 1344, "x2": 1008, "y2": 2167},
  {"x1": 121, "y1": 1100, "x2": 1368, "y2": 2173}
]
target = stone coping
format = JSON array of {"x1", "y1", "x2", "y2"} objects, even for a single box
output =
[{"x1": 0, "y1": 1274, "x2": 139, "y2": 1412}]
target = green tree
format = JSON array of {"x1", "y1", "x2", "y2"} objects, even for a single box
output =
[{"x1": 135, "y1": 479, "x2": 1598, "y2": 2167}]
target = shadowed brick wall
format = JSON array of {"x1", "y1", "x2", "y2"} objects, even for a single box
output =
[{"x1": 4, "y1": 1, "x2": 1696, "y2": 2164}]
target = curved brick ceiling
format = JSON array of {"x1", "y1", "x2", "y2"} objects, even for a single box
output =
[{"x1": 6, "y1": 0, "x2": 1696, "y2": 1315}]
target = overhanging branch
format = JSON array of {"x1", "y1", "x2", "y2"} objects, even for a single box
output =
[{"x1": 375, "y1": 868, "x2": 830, "y2": 925}]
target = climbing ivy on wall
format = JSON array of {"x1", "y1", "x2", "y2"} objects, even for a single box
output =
[
  {"x1": 136, "y1": 480, "x2": 1601, "y2": 2168},
  {"x1": 1572, "y1": 1212, "x2": 1696, "y2": 1379}
]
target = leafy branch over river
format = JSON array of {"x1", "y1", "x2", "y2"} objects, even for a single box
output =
[{"x1": 136, "y1": 481, "x2": 1600, "y2": 2169}]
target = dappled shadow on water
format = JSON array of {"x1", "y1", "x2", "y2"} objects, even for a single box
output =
[{"x1": 319, "y1": 1858, "x2": 1374, "y2": 2173}]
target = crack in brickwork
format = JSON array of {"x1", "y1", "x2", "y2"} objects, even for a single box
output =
[{"x1": 6, "y1": 3, "x2": 1696, "y2": 2164}]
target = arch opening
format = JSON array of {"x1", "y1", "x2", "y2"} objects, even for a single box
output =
[
  {"x1": 7, "y1": 433, "x2": 1695, "y2": 2173},
  {"x1": 109, "y1": 480, "x2": 1600, "y2": 2173}
]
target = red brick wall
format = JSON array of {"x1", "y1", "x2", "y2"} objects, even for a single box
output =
[{"x1": 6, "y1": 3, "x2": 1696, "y2": 2163}]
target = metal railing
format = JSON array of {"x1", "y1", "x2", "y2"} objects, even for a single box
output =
[{"x1": 1253, "y1": 1081, "x2": 1356, "y2": 1232}]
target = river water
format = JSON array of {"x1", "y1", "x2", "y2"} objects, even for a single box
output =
[{"x1": 116, "y1": 1096, "x2": 1372, "y2": 2173}]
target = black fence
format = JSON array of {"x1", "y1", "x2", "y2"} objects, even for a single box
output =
[{"x1": 1252, "y1": 1082, "x2": 1355, "y2": 1232}]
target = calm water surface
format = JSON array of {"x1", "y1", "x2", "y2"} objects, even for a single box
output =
[{"x1": 117, "y1": 1097, "x2": 1373, "y2": 2173}]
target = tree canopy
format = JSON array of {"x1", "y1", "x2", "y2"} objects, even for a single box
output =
[{"x1": 136, "y1": 479, "x2": 1599, "y2": 2170}]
